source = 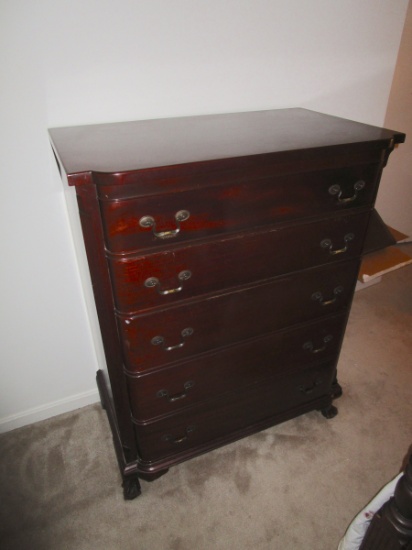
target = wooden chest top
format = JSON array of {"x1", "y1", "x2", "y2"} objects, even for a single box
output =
[{"x1": 49, "y1": 108, "x2": 405, "y2": 184}]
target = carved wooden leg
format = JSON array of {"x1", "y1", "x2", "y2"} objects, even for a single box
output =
[
  {"x1": 359, "y1": 452, "x2": 412, "y2": 549},
  {"x1": 320, "y1": 404, "x2": 338, "y2": 419},
  {"x1": 122, "y1": 474, "x2": 142, "y2": 500},
  {"x1": 121, "y1": 469, "x2": 170, "y2": 499},
  {"x1": 97, "y1": 371, "x2": 142, "y2": 499}
]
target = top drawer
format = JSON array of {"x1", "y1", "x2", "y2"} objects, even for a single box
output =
[{"x1": 99, "y1": 163, "x2": 380, "y2": 254}]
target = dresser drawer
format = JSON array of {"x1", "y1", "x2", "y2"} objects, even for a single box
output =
[
  {"x1": 100, "y1": 164, "x2": 379, "y2": 253},
  {"x1": 126, "y1": 313, "x2": 347, "y2": 420},
  {"x1": 133, "y1": 361, "x2": 336, "y2": 462},
  {"x1": 109, "y1": 212, "x2": 369, "y2": 313},
  {"x1": 118, "y1": 260, "x2": 359, "y2": 372}
]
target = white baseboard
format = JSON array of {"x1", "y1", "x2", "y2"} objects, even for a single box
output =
[{"x1": 0, "y1": 389, "x2": 100, "y2": 434}]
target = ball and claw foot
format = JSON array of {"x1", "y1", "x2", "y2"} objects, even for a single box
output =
[
  {"x1": 321, "y1": 404, "x2": 338, "y2": 419},
  {"x1": 122, "y1": 475, "x2": 142, "y2": 500}
]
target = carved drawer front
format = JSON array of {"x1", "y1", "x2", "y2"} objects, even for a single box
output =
[
  {"x1": 118, "y1": 260, "x2": 359, "y2": 372},
  {"x1": 133, "y1": 361, "x2": 336, "y2": 462},
  {"x1": 109, "y1": 212, "x2": 370, "y2": 313},
  {"x1": 99, "y1": 163, "x2": 378, "y2": 254},
  {"x1": 126, "y1": 313, "x2": 347, "y2": 420}
]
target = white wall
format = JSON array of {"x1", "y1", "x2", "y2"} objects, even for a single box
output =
[{"x1": 0, "y1": 0, "x2": 409, "y2": 432}]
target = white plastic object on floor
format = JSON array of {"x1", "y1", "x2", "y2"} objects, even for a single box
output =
[{"x1": 337, "y1": 473, "x2": 403, "y2": 550}]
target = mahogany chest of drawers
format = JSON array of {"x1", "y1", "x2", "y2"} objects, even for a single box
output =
[{"x1": 49, "y1": 108, "x2": 405, "y2": 499}]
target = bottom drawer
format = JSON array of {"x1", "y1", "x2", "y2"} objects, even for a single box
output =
[{"x1": 134, "y1": 361, "x2": 335, "y2": 463}]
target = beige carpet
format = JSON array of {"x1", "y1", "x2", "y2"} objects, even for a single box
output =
[{"x1": 1, "y1": 247, "x2": 412, "y2": 550}]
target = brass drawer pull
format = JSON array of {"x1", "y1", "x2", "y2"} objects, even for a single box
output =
[
  {"x1": 303, "y1": 335, "x2": 333, "y2": 354},
  {"x1": 144, "y1": 270, "x2": 192, "y2": 295},
  {"x1": 320, "y1": 233, "x2": 354, "y2": 255},
  {"x1": 311, "y1": 286, "x2": 344, "y2": 306},
  {"x1": 139, "y1": 210, "x2": 190, "y2": 239},
  {"x1": 162, "y1": 425, "x2": 195, "y2": 445},
  {"x1": 151, "y1": 327, "x2": 194, "y2": 351},
  {"x1": 157, "y1": 381, "x2": 195, "y2": 403},
  {"x1": 328, "y1": 180, "x2": 365, "y2": 204},
  {"x1": 298, "y1": 378, "x2": 323, "y2": 395}
]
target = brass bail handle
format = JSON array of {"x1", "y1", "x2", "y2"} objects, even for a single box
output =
[
  {"x1": 157, "y1": 381, "x2": 195, "y2": 403},
  {"x1": 303, "y1": 334, "x2": 333, "y2": 354},
  {"x1": 139, "y1": 210, "x2": 190, "y2": 239},
  {"x1": 298, "y1": 378, "x2": 323, "y2": 395},
  {"x1": 151, "y1": 327, "x2": 194, "y2": 351},
  {"x1": 144, "y1": 270, "x2": 192, "y2": 296},
  {"x1": 162, "y1": 425, "x2": 195, "y2": 445},
  {"x1": 311, "y1": 286, "x2": 344, "y2": 306},
  {"x1": 328, "y1": 180, "x2": 365, "y2": 204},
  {"x1": 320, "y1": 233, "x2": 355, "y2": 255}
]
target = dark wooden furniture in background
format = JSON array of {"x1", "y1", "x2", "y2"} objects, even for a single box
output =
[
  {"x1": 359, "y1": 452, "x2": 412, "y2": 550},
  {"x1": 49, "y1": 109, "x2": 405, "y2": 499}
]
